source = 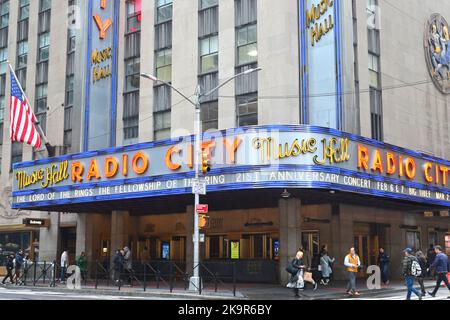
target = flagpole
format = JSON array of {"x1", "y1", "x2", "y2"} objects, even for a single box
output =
[{"x1": 7, "y1": 61, "x2": 55, "y2": 157}]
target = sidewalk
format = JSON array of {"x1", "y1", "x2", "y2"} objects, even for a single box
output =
[
  {"x1": 239, "y1": 279, "x2": 439, "y2": 300},
  {"x1": 0, "y1": 279, "x2": 439, "y2": 300}
]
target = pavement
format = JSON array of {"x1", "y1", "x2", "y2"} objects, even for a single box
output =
[{"x1": 0, "y1": 278, "x2": 448, "y2": 300}]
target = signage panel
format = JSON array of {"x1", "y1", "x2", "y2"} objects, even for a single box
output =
[{"x1": 11, "y1": 125, "x2": 450, "y2": 209}]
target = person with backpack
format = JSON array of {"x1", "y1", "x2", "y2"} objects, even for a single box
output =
[
  {"x1": 427, "y1": 245, "x2": 450, "y2": 298},
  {"x1": 2, "y1": 254, "x2": 15, "y2": 285},
  {"x1": 416, "y1": 250, "x2": 428, "y2": 296},
  {"x1": 402, "y1": 248, "x2": 422, "y2": 300}
]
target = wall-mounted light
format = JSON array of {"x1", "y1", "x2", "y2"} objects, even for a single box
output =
[{"x1": 281, "y1": 189, "x2": 291, "y2": 199}]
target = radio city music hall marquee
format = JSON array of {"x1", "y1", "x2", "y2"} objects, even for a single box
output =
[{"x1": 10, "y1": 125, "x2": 450, "y2": 209}]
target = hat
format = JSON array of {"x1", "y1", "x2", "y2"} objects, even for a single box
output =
[{"x1": 403, "y1": 248, "x2": 413, "y2": 254}]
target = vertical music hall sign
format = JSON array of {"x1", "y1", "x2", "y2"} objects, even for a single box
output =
[
  {"x1": 84, "y1": 0, "x2": 119, "y2": 151},
  {"x1": 299, "y1": 0, "x2": 343, "y2": 130}
]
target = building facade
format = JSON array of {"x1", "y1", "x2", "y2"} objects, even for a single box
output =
[{"x1": 1, "y1": 0, "x2": 450, "y2": 283}]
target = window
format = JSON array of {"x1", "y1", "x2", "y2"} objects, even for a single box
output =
[
  {"x1": 17, "y1": 40, "x2": 28, "y2": 68},
  {"x1": 236, "y1": 24, "x2": 257, "y2": 65},
  {"x1": 123, "y1": 91, "x2": 139, "y2": 144},
  {"x1": 200, "y1": 35, "x2": 218, "y2": 73},
  {"x1": 406, "y1": 231, "x2": 421, "y2": 251},
  {"x1": 153, "y1": 85, "x2": 171, "y2": 140},
  {"x1": 35, "y1": 84, "x2": 47, "y2": 133},
  {"x1": 38, "y1": 32, "x2": 50, "y2": 62},
  {"x1": 201, "y1": 101, "x2": 218, "y2": 132},
  {"x1": 236, "y1": 93, "x2": 257, "y2": 127},
  {"x1": 200, "y1": 0, "x2": 218, "y2": 9},
  {"x1": 370, "y1": 88, "x2": 383, "y2": 140},
  {"x1": 19, "y1": 0, "x2": 29, "y2": 21},
  {"x1": 39, "y1": 0, "x2": 51, "y2": 12},
  {"x1": 155, "y1": 48, "x2": 172, "y2": 82},
  {"x1": 11, "y1": 142, "x2": 22, "y2": 168},
  {"x1": 368, "y1": 53, "x2": 379, "y2": 88},
  {"x1": 125, "y1": 57, "x2": 140, "y2": 92},
  {"x1": 126, "y1": 0, "x2": 141, "y2": 33},
  {"x1": 154, "y1": 110, "x2": 171, "y2": 140},
  {"x1": 0, "y1": 0, "x2": 8, "y2": 29},
  {"x1": 156, "y1": 0, "x2": 172, "y2": 24}
]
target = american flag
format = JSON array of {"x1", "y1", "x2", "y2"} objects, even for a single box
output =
[{"x1": 9, "y1": 71, "x2": 41, "y2": 150}]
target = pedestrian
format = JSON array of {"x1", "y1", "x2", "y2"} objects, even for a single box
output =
[
  {"x1": 60, "y1": 250, "x2": 69, "y2": 284},
  {"x1": 287, "y1": 251, "x2": 315, "y2": 297},
  {"x1": 76, "y1": 252, "x2": 87, "y2": 282},
  {"x1": 427, "y1": 245, "x2": 450, "y2": 298},
  {"x1": 123, "y1": 246, "x2": 133, "y2": 286},
  {"x1": 2, "y1": 254, "x2": 14, "y2": 285},
  {"x1": 427, "y1": 244, "x2": 437, "y2": 277},
  {"x1": 14, "y1": 250, "x2": 24, "y2": 285},
  {"x1": 344, "y1": 247, "x2": 361, "y2": 296},
  {"x1": 416, "y1": 250, "x2": 428, "y2": 296},
  {"x1": 402, "y1": 248, "x2": 422, "y2": 300},
  {"x1": 320, "y1": 248, "x2": 335, "y2": 286},
  {"x1": 113, "y1": 249, "x2": 124, "y2": 285},
  {"x1": 377, "y1": 247, "x2": 390, "y2": 285}
]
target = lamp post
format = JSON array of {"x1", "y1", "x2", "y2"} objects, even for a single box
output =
[{"x1": 141, "y1": 67, "x2": 261, "y2": 291}]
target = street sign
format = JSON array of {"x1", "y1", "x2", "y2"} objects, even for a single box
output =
[
  {"x1": 22, "y1": 218, "x2": 50, "y2": 228},
  {"x1": 192, "y1": 179, "x2": 206, "y2": 195},
  {"x1": 192, "y1": 233, "x2": 205, "y2": 243},
  {"x1": 196, "y1": 204, "x2": 209, "y2": 214}
]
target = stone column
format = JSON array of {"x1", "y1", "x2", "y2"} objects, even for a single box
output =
[
  {"x1": 185, "y1": 205, "x2": 194, "y2": 275},
  {"x1": 110, "y1": 211, "x2": 130, "y2": 266},
  {"x1": 279, "y1": 198, "x2": 302, "y2": 284},
  {"x1": 75, "y1": 213, "x2": 87, "y2": 256},
  {"x1": 38, "y1": 212, "x2": 59, "y2": 263}
]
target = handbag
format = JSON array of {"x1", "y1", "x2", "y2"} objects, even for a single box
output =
[{"x1": 303, "y1": 271, "x2": 313, "y2": 283}]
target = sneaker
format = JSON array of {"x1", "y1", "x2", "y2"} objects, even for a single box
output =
[
  {"x1": 313, "y1": 282, "x2": 318, "y2": 291},
  {"x1": 320, "y1": 280, "x2": 326, "y2": 285},
  {"x1": 354, "y1": 292, "x2": 360, "y2": 296},
  {"x1": 419, "y1": 294, "x2": 422, "y2": 300},
  {"x1": 428, "y1": 291, "x2": 436, "y2": 297}
]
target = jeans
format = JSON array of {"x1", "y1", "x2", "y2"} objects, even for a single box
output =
[
  {"x1": 405, "y1": 276, "x2": 421, "y2": 300},
  {"x1": 381, "y1": 264, "x2": 390, "y2": 283},
  {"x1": 430, "y1": 273, "x2": 450, "y2": 296},
  {"x1": 346, "y1": 272, "x2": 357, "y2": 293},
  {"x1": 60, "y1": 267, "x2": 67, "y2": 282}
]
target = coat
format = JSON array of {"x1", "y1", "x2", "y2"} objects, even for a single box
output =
[
  {"x1": 320, "y1": 254, "x2": 335, "y2": 278},
  {"x1": 430, "y1": 252, "x2": 450, "y2": 274}
]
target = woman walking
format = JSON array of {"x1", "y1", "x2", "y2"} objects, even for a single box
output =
[
  {"x1": 287, "y1": 251, "x2": 307, "y2": 298},
  {"x1": 320, "y1": 248, "x2": 335, "y2": 286}
]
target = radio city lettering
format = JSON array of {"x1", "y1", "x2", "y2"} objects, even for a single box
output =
[
  {"x1": 91, "y1": 0, "x2": 114, "y2": 83},
  {"x1": 10, "y1": 127, "x2": 450, "y2": 207},
  {"x1": 306, "y1": 0, "x2": 334, "y2": 46}
]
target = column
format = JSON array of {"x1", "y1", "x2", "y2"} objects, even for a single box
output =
[
  {"x1": 278, "y1": 198, "x2": 302, "y2": 284},
  {"x1": 185, "y1": 205, "x2": 194, "y2": 275},
  {"x1": 110, "y1": 211, "x2": 130, "y2": 266},
  {"x1": 38, "y1": 212, "x2": 59, "y2": 262}
]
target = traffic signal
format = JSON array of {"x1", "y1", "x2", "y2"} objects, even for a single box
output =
[
  {"x1": 201, "y1": 151, "x2": 211, "y2": 174},
  {"x1": 198, "y1": 214, "x2": 209, "y2": 229}
]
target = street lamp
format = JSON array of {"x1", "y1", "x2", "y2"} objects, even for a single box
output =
[{"x1": 141, "y1": 67, "x2": 261, "y2": 292}]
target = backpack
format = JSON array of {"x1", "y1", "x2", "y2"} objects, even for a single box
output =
[
  {"x1": 285, "y1": 260, "x2": 297, "y2": 275},
  {"x1": 410, "y1": 257, "x2": 422, "y2": 277}
]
